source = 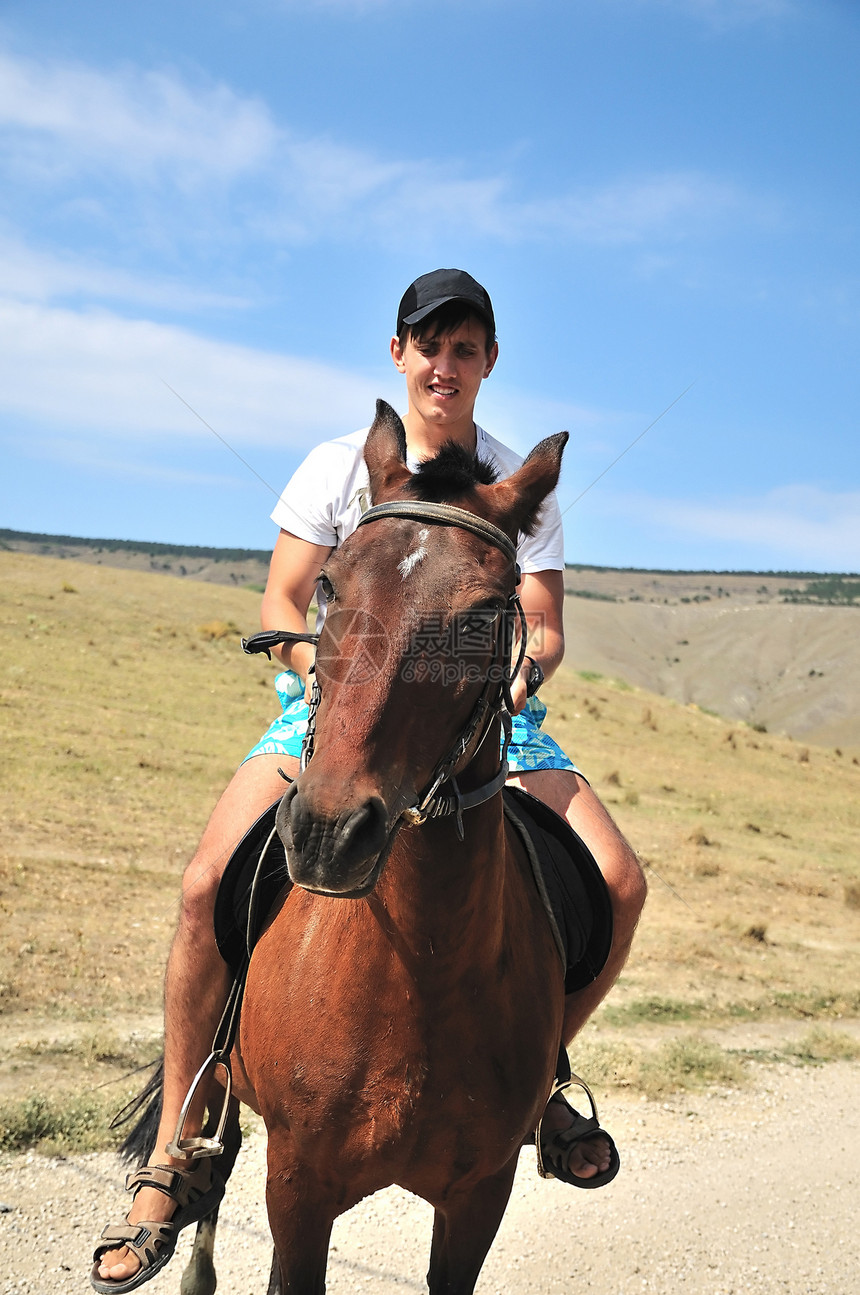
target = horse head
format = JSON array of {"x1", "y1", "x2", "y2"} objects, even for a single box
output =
[{"x1": 276, "y1": 399, "x2": 567, "y2": 897}]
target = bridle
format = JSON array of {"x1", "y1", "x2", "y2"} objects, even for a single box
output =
[{"x1": 243, "y1": 500, "x2": 527, "y2": 839}]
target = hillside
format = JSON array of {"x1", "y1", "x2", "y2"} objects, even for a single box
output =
[
  {"x1": 563, "y1": 593, "x2": 859, "y2": 749},
  {"x1": 0, "y1": 527, "x2": 271, "y2": 589},
  {"x1": 1, "y1": 549, "x2": 857, "y2": 1051},
  {"x1": 3, "y1": 528, "x2": 859, "y2": 747}
]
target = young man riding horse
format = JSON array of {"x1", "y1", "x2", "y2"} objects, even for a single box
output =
[{"x1": 93, "y1": 269, "x2": 647, "y2": 1292}]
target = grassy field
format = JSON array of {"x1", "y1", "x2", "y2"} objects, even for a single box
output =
[{"x1": 1, "y1": 551, "x2": 858, "y2": 1149}]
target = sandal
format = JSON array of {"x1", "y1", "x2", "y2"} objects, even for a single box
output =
[
  {"x1": 535, "y1": 1075, "x2": 620, "y2": 1189},
  {"x1": 91, "y1": 1159, "x2": 225, "y2": 1293}
]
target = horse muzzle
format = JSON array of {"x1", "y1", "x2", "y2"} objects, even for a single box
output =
[{"x1": 275, "y1": 780, "x2": 393, "y2": 898}]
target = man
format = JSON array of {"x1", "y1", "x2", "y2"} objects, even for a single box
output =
[{"x1": 93, "y1": 270, "x2": 646, "y2": 1292}]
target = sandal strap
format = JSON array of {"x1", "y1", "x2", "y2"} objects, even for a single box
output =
[
  {"x1": 94, "y1": 1219, "x2": 175, "y2": 1268},
  {"x1": 125, "y1": 1160, "x2": 211, "y2": 1208},
  {"x1": 546, "y1": 1109, "x2": 602, "y2": 1151}
]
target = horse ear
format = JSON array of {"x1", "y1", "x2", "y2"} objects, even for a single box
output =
[
  {"x1": 363, "y1": 399, "x2": 412, "y2": 503},
  {"x1": 481, "y1": 431, "x2": 569, "y2": 538}
]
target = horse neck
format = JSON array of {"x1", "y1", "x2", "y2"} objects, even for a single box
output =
[{"x1": 373, "y1": 737, "x2": 512, "y2": 962}]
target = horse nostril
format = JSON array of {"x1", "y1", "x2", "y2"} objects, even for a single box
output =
[
  {"x1": 275, "y1": 781, "x2": 299, "y2": 851},
  {"x1": 278, "y1": 783, "x2": 390, "y2": 893},
  {"x1": 336, "y1": 797, "x2": 389, "y2": 864}
]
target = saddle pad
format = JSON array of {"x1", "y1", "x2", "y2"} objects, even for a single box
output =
[
  {"x1": 502, "y1": 786, "x2": 613, "y2": 993},
  {"x1": 214, "y1": 797, "x2": 290, "y2": 972}
]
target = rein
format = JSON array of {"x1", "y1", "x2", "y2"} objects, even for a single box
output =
[{"x1": 243, "y1": 499, "x2": 527, "y2": 837}]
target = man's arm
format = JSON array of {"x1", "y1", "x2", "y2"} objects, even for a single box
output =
[
  {"x1": 508, "y1": 568, "x2": 565, "y2": 714},
  {"x1": 260, "y1": 529, "x2": 333, "y2": 687}
]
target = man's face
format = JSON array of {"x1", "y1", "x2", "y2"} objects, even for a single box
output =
[{"x1": 390, "y1": 317, "x2": 498, "y2": 433}]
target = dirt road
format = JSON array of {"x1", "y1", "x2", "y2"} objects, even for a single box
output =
[{"x1": 1, "y1": 1058, "x2": 857, "y2": 1295}]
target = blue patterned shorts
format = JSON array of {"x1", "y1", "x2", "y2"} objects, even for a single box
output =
[{"x1": 243, "y1": 672, "x2": 580, "y2": 775}]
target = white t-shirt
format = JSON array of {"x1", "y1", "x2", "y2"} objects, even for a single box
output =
[
  {"x1": 272, "y1": 423, "x2": 564, "y2": 561},
  {"x1": 271, "y1": 424, "x2": 564, "y2": 630}
]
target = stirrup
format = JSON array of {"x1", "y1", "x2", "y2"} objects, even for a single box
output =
[
  {"x1": 165, "y1": 1050, "x2": 233, "y2": 1160},
  {"x1": 534, "y1": 1070, "x2": 599, "y2": 1180}
]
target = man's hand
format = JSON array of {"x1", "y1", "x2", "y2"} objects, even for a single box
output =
[
  {"x1": 507, "y1": 569, "x2": 565, "y2": 714},
  {"x1": 507, "y1": 656, "x2": 533, "y2": 715},
  {"x1": 304, "y1": 665, "x2": 316, "y2": 705}
]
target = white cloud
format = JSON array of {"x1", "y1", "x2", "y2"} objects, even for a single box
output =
[
  {"x1": 517, "y1": 173, "x2": 747, "y2": 245},
  {"x1": 0, "y1": 233, "x2": 248, "y2": 312},
  {"x1": 0, "y1": 298, "x2": 393, "y2": 447},
  {"x1": 0, "y1": 46, "x2": 764, "y2": 252},
  {"x1": 266, "y1": 140, "x2": 750, "y2": 247},
  {"x1": 0, "y1": 281, "x2": 625, "y2": 481},
  {"x1": 0, "y1": 50, "x2": 276, "y2": 184},
  {"x1": 604, "y1": 485, "x2": 860, "y2": 569}
]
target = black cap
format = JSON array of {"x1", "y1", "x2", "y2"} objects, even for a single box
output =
[{"x1": 397, "y1": 268, "x2": 495, "y2": 337}]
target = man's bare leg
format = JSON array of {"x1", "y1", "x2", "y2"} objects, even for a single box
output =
[
  {"x1": 509, "y1": 768, "x2": 647, "y2": 1181},
  {"x1": 96, "y1": 753, "x2": 297, "y2": 1285}
]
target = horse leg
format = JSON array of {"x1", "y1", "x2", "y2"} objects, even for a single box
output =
[
  {"x1": 426, "y1": 1159, "x2": 519, "y2": 1295},
  {"x1": 177, "y1": 1095, "x2": 243, "y2": 1295},
  {"x1": 265, "y1": 1197, "x2": 333, "y2": 1293},
  {"x1": 264, "y1": 1139, "x2": 336, "y2": 1294},
  {"x1": 184, "y1": 1219, "x2": 282, "y2": 1295},
  {"x1": 266, "y1": 1247, "x2": 283, "y2": 1295},
  {"x1": 179, "y1": 1209, "x2": 219, "y2": 1295}
]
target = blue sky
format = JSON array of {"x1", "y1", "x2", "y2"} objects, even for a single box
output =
[{"x1": 0, "y1": 0, "x2": 857, "y2": 571}]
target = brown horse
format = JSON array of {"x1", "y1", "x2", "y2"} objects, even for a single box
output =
[{"x1": 225, "y1": 401, "x2": 570, "y2": 1292}]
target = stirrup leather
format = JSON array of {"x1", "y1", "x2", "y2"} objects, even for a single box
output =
[{"x1": 166, "y1": 958, "x2": 246, "y2": 1160}]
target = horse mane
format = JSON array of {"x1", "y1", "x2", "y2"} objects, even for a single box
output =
[
  {"x1": 406, "y1": 440, "x2": 499, "y2": 503},
  {"x1": 405, "y1": 440, "x2": 546, "y2": 537}
]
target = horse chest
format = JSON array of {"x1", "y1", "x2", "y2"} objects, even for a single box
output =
[{"x1": 250, "y1": 915, "x2": 553, "y2": 1146}]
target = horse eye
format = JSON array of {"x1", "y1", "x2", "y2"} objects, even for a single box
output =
[{"x1": 319, "y1": 575, "x2": 335, "y2": 602}]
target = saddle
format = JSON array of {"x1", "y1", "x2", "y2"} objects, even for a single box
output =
[
  {"x1": 213, "y1": 786, "x2": 613, "y2": 994},
  {"x1": 502, "y1": 785, "x2": 612, "y2": 993}
]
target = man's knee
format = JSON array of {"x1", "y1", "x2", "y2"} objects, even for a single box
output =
[
  {"x1": 617, "y1": 842, "x2": 647, "y2": 912},
  {"x1": 603, "y1": 837, "x2": 647, "y2": 932},
  {"x1": 177, "y1": 850, "x2": 223, "y2": 937}
]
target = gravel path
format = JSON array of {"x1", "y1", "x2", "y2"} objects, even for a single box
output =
[{"x1": 1, "y1": 1060, "x2": 857, "y2": 1295}]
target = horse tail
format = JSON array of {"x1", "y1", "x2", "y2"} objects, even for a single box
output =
[{"x1": 110, "y1": 1055, "x2": 165, "y2": 1166}]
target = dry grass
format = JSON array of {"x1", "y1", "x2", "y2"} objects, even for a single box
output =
[
  {"x1": 786, "y1": 1025, "x2": 860, "y2": 1063},
  {"x1": 0, "y1": 1089, "x2": 138, "y2": 1154},
  {"x1": 1, "y1": 551, "x2": 859, "y2": 1137},
  {"x1": 570, "y1": 1033, "x2": 746, "y2": 1099},
  {"x1": 0, "y1": 552, "x2": 278, "y2": 1027},
  {"x1": 545, "y1": 668, "x2": 860, "y2": 1031}
]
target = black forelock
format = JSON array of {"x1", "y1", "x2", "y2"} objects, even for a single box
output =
[{"x1": 406, "y1": 440, "x2": 499, "y2": 502}]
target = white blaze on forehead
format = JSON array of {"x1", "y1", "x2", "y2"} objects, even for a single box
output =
[{"x1": 398, "y1": 528, "x2": 430, "y2": 580}]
